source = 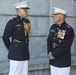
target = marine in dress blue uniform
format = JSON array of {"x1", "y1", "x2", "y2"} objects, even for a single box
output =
[
  {"x1": 2, "y1": 1, "x2": 32, "y2": 75},
  {"x1": 47, "y1": 7, "x2": 74, "y2": 75}
]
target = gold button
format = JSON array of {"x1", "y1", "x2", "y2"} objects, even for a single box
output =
[
  {"x1": 15, "y1": 45, "x2": 17, "y2": 47},
  {"x1": 59, "y1": 40, "x2": 62, "y2": 43},
  {"x1": 57, "y1": 28, "x2": 59, "y2": 30},
  {"x1": 55, "y1": 33, "x2": 57, "y2": 34},
  {"x1": 19, "y1": 28, "x2": 20, "y2": 30},
  {"x1": 54, "y1": 38, "x2": 55, "y2": 39}
]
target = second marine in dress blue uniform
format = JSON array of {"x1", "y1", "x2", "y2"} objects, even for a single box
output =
[{"x1": 47, "y1": 21, "x2": 74, "y2": 67}]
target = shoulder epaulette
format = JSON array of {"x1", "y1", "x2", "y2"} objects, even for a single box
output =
[{"x1": 65, "y1": 24, "x2": 71, "y2": 29}]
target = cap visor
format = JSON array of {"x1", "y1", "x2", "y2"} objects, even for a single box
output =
[{"x1": 52, "y1": 12, "x2": 63, "y2": 15}]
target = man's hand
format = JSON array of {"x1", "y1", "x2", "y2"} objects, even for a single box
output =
[{"x1": 48, "y1": 52, "x2": 55, "y2": 60}]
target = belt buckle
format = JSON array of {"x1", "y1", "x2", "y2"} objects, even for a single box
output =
[
  {"x1": 52, "y1": 43, "x2": 56, "y2": 48},
  {"x1": 16, "y1": 40, "x2": 20, "y2": 43},
  {"x1": 13, "y1": 39, "x2": 20, "y2": 43}
]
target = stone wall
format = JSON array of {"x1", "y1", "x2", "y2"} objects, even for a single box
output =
[{"x1": 0, "y1": 0, "x2": 76, "y2": 75}]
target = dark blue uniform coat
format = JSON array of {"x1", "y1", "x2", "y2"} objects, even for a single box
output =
[
  {"x1": 2, "y1": 15, "x2": 30, "y2": 61},
  {"x1": 47, "y1": 22, "x2": 74, "y2": 67}
]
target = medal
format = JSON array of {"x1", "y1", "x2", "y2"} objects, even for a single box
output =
[{"x1": 57, "y1": 29, "x2": 66, "y2": 39}]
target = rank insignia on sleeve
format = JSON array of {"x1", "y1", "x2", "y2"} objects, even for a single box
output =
[{"x1": 51, "y1": 30, "x2": 54, "y2": 32}]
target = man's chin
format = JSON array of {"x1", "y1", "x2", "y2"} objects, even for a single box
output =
[
  {"x1": 54, "y1": 20, "x2": 58, "y2": 24},
  {"x1": 25, "y1": 15, "x2": 28, "y2": 17}
]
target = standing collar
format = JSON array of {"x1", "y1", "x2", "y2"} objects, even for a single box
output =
[
  {"x1": 16, "y1": 15, "x2": 25, "y2": 21},
  {"x1": 57, "y1": 21, "x2": 66, "y2": 27}
]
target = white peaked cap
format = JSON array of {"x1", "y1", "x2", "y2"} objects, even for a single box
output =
[
  {"x1": 14, "y1": 1, "x2": 30, "y2": 9},
  {"x1": 53, "y1": 7, "x2": 67, "y2": 15}
]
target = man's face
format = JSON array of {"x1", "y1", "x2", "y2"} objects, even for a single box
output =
[
  {"x1": 22, "y1": 9, "x2": 29, "y2": 17},
  {"x1": 53, "y1": 14, "x2": 61, "y2": 24},
  {"x1": 18, "y1": 8, "x2": 29, "y2": 17}
]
